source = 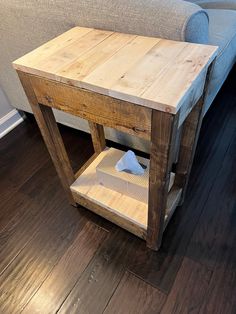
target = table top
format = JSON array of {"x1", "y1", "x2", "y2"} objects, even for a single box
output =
[{"x1": 13, "y1": 27, "x2": 218, "y2": 114}]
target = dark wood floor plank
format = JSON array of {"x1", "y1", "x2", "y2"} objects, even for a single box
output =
[
  {"x1": 0, "y1": 126, "x2": 48, "y2": 187},
  {"x1": 19, "y1": 154, "x2": 112, "y2": 233},
  {"x1": 0, "y1": 165, "x2": 88, "y2": 314},
  {"x1": 0, "y1": 192, "x2": 44, "y2": 275},
  {"x1": 0, "y1": 122, "x2": 49, "y2": 210},
  {"x1": 160, "y1": 257, "x2": 212, "y2": 314},
  {"x1": 104, "y1": 272, "x2": 166, "y2": 314},
  {"x1": 0, "y1": 115, "x2": 38, "y2": 156},
  {"x1": 199, "y1": 250, "x2": 236, "y2": 314},
  {"x1": 58, "y1": 230, "x2": 138, "y2": 314},
  {"x1": 196, "y1": 134, "x2": 236, "y2": 314},
  {"x1": 0, "y1": 189, "x2": 28, "y2": 231},
  {"x1": 0, "y1": 209, "x2": 86, "y2": 314},
  {"x1": 0, "y1": 165, "x2": 82, "y2": 277},
  {"x1": 185, "y1": 128, "x2": 236, "y2": 271},
  {"x1": 19, "y1": 157, "x2": 68, "y2": 207},
  {"x1": 22, "y1": 222, "x2": 108, "y2": 314}
]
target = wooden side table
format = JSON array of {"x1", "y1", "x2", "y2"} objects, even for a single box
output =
[{"x1": 13, "y1": 27, "x2": 217, "y2": 250}]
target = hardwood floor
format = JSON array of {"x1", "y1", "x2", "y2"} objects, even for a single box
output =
[{"x1": 0, "y1": 69, "x2": 236, "y2": 313}]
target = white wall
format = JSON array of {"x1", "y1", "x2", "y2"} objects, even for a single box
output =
[
  {"x1": 0, "y1": 86, "x2": 13, "y2": 118},
  {"x1": 0, "y1": 86, "x2": 24, "y2": 138}
]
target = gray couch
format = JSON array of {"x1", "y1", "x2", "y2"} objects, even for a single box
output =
[
  {"x1": 1, "y1": 0, "x2": 236, "y2": 151},
  {"x1": 188, "y1": 0, "x2": 236, "y2": 111}
]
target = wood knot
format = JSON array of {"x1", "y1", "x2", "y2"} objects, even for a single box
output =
[
  {"x1": 45, "y1": 95, "x2": 53, "y2": 103},
  {"x1": 132, "y1": 126, "x2": 145, "y2": 133}
]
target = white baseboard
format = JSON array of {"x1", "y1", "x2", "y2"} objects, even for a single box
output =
[{"x1": 0, "y1": 109, "x2": 24, "y2": 139}]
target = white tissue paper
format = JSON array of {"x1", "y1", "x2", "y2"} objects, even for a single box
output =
[{"x1": 115, "y1": 150, "x2": 145, "y2": 175}]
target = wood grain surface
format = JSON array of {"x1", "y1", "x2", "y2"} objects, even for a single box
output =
[
  {"x1": 28, "y1": 74, "x2": 152, "y2": 140},
  {"x1": 104, "y1": 272, "x2": 166, "y2": 314},
  {"x1": 71, "y1": 148, "x2": 180, "y2": 239},
  {"x1": 0, "y1": 68, "x2": 235, "y2": 313},
  {"x1": 17, "y1": 71, "x2": 76, "y2": 205},
  {"x1": 13, "y1": 26, "x2": 218, "y2": 114}
]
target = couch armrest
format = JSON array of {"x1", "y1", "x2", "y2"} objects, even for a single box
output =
[
  {"x1": 90, "y1": 0, "x2": 210, "y2": 44},
  {"x1": 195, "y1": 1, "x2": 236, "y2": 10},
  {"x1": 120, "y1": 0, "x2": 209, "y2": 43}
]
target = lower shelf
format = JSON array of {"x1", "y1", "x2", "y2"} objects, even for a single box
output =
[{"x1": 71, "y1": 149, "x2": 182, "y2": 239}]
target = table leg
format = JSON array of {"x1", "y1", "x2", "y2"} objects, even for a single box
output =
[
  {"x1": 147, "y1": 110, "x2": 179, "y2": 250},
  {"x1": 175, "y1": 97, "x2": 204, "y2": 204},
  {"x1": 17, "y1": 71, "x2": 76, "y2": 205},
  {"x1": 88, "y1": 122, "x2": 106, "y2": 153}
]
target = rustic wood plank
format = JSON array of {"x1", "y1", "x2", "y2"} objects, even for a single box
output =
[
  {"x1": 88, "y1": 121, "x2": 106, "y2": 153},
  {"x1": 175, "y1": 63, "x2": 215, "y2": 200},
  {"x1": 31, "y1": 104, "x2": 76, "y2": 205},
  {"x1": 104, "y1": 272, "x2": 166, "y2": 314},
  {"x1": 13, "y1": 27, "x2": 217, "y2": 113},
  {"x1": 163, "y1": 186, "x2": 182, "y2": 229},
  {"x1": 110, "y1": 40, "x2": 187, "y2": 103},
  {"x1": 29, "y1": 74, "x2": 152, "y2": 140},
  {"x1": 17, "y1": 71, "x2": 76, "y2": 205},
  {"x1": 79, "y1": 42, "x2": 216, "y2": 114},
  {"x1": 82, "y1": 35, "x2": 160, "y2": 91},
  {"x1": 35, "y1": 105, "x2": 75, "y2": 189},
  {"x1": 72, "y1": 187, "x2": 182, "y2": 242},
  {"x1": 177, "y1": 71, "x2": 206, "y2": 128},
  {"x1": 147, "y1": 110, "x2": 178, "y2": 250},
  {"x1": 35, "y1": 29, "x2": 113, "y2": 77},
  {"x1": 175, "y1": 97, "x2": 204, "y2": 204},
  {"x1": 57, "y1": 32, "x2": 134, "y2": 81},
  {"x1": 71, "y1": 148, "x2": 179, "y2": 240},
  {"x1": 22, "y1": 222, "x2": 108, "y2": 314},
  {"x1": 142, "y1": 45, "x2": 215, "y2": 112},
  {"x1": 72, "y1": 191, "x2": 147, "y2": 239},
  {"x1": 12, "y1": 27, "x2": 93, "y2": 73}
]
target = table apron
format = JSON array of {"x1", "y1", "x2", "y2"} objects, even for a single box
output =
[{"x1": 29, "y1": 74, "x2": 153, "y2": 140}]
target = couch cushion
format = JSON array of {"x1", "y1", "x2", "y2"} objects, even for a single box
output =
[
  {"x1": 187, "y1": 0, "x2": 236, "y2": 10},
  {"x1": 203, "y1": 9, "x2": 236, "y2": 113}
]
